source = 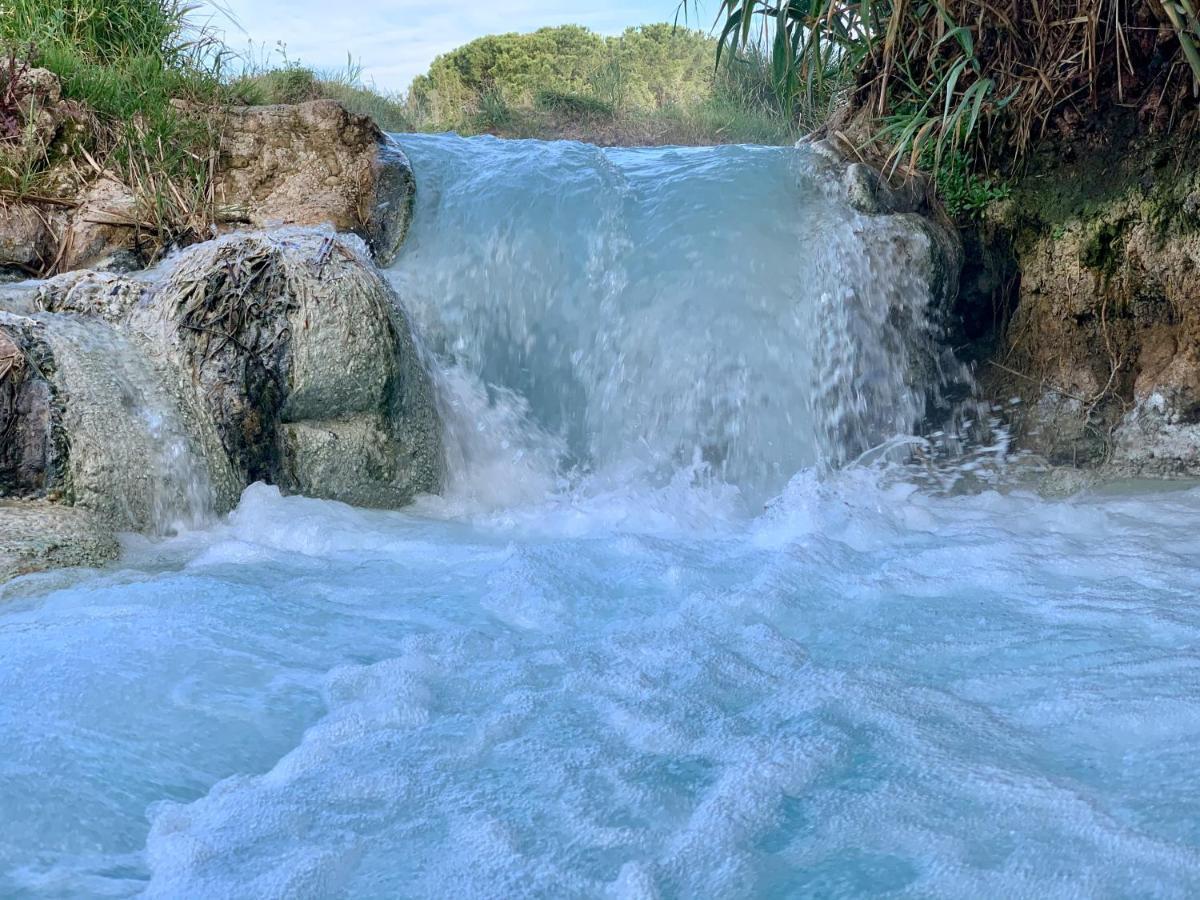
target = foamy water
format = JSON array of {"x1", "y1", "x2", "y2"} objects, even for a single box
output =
[
  {"x1": 1, "y1": 136, "x2": 1198, "y2": 898},
  {"x1": 2, "y1": 477, "x2": 1199, "y2": 897}
]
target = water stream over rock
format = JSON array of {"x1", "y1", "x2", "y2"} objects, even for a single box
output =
[
  {"x1": 0, "y1": 136, "x2": 1197, "y2": 898},
  {"x1": 388, "y1": 137, "x2": 958, "y2": 504}
]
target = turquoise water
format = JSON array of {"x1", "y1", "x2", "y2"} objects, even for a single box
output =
[{"x1": 1, "y1": 137, "x2": 1199, "y2": 898}]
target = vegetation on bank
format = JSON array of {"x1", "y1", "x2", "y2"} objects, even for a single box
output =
[
  {"x1": 687, "y1": 0, "x2": 1200, "y2": 214},
  {"x1": 402, "y1": 23, "x2": 805, "y2": 144},
  {"x1": 231, "y1": 55, "x2": 413, "y2": 133},
  {"x1": 5, "y1": 0, "x2": 1196, "y2": 250},
  {"x1": 235, "y1": 25, "x2": 819, "y2": 146},
  {"x1": 1, "y1": 0, "x2": 229, "y2": 240}
]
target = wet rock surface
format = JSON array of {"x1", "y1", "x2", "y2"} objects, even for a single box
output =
[
  {"x1": 159, "y1": 229, "x2": 442, "y2": 503},
  {"x1": 213, "y1": 101, "x2": 415, "y2": 265},
  {"x1": 0, "y1": 501, "x2": 119, "y2": 583},
  {"x1": 0, "y1": 316, "x2": 64, "y2": 501},
  {"x1": 968, "y1": 127, "x2": 1200, "y2": 476},
  {"x1": 802, "y1": 137, "x2": 967, "y2": 450},
  {"x1": 0, "y1": 227, "x2": 443, "y2": 583}
]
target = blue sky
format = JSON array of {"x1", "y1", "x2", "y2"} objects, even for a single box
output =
[{"x1": 207, "y1": 1, "x2": 701, "y2": 93}]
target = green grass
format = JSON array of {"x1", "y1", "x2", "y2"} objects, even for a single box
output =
[
  {"x1": 398, "y1": 42, "x2": 805, "y2": 146},
  {"x1": 1, "y1": 0, "x2": 228, "y2": 243},
  {"x1": 534, "y1": 89, "x2": 616, "y2": 122},
  {"x1": 232, "y1": 58, "x2": 412, "y2": 132},
  {"x1": 399, "y1": 23, "x2": 806, "y2": 145},
  {"x1": 647, "y1": 96, "x2": 799, "y2": 145},
  {"x1": 934, "y1": 151, "x2": 1010, "y2": 220},
  {"x1": 403, "y1": 95, "x2": 797, "y2": 146},
  {"x1": 239, "y1": 54, "x2": 799, "y2": 147}
]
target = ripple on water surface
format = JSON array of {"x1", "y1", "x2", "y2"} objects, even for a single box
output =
[{"x1": 1, "y1": 476, "x2": 1199, "y2": 898}]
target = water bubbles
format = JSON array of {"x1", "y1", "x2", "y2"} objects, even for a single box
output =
[{"x1": 389, "y1": 136, "x2": 961, "y2": 505}]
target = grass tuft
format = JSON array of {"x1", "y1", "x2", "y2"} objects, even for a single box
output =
[
  {"x1": 1, "y1": 0, "x2": 230, "y2": 253},
  {"x1": 232, "y1": 53, "x2": 413, "y2": 132}
]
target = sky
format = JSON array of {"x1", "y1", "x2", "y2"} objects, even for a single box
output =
[{"x1": 207, "y1": 1, "x2": 700, "y2": 93}]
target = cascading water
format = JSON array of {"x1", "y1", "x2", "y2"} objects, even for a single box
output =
[
  {"x1": 29, "y1": 313, "x2": 219, "y2": 533},
  {"x1": 1, "y1": 135, "x2": 1199, "y2": 899},
  {"x1": 388, "y1": 136, "x2": 947, "y2": 504}
]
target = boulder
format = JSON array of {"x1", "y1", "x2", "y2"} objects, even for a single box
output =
[
  {"x1": 799, "y1": 137, "x2": 968, "y2": 459},
  {"x1": 0, "y1": 501, "x2": 119, "y2": 584},
  {"x1": 213, "y1": 101, "x2": 415, "y2": 264},
  {"x1": 1, "y1": 226, "x2": 443, "y2": 562},
  {"x1": 2, "y1": 68, "x2": 413, "y2": 280},
  {"x1": 0, "y1": 203, "x2": 57, "y2": 273},
  {"x1": 58, "y1": 177, "x2": 144, "y2": 273},
  {"x1": 0, "y1": 64, "x2": 92, "y2": 276},
  {"x1": 1112, "y1": 338, "x2": 1200, "y2": 475},
  {"x1": 0, "y1": 316, "x2": 64, "y2": 499},
  {"x1": 2, "y1": 290, "x2": 237, "y2": 532},
  {"x1": 4, "y1": 232, "x2": 136, "y2": 575},
  {"x1": 1, "y1": 65, "x2": 87, "y2": 181},
  {"x1": 155, "y1": 229, "x2": 442, "y2": 505}
]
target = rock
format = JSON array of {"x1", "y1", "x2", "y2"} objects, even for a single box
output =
[
  {"x1": 1111, "y1": 342, "x2": 1200, "y2": 474},
  {"x1": 1, "y1": 226, "x2": 443, "y2": 583},
  {"x1": 366, "y1": 138, "x2": 417, "y2": 266},
  {"x1": 0, "y1": 281, "x2": 39, "y2": 315},
  {"x1": 283, "y1": 416, "x2": 424, "y2": 509},
  {"x1": 1037, "y1": 466, "x2": 1103, "y2": 498},
  {"x1": 801, "y1": 138, "x2": 932, "y2": 217},
  {"x1": 157, "y1": 229, "x2": 442, "y2": 505},
  {"x1": 796, "y1": 138, "x2": 967, "y2": 454},
  {"x1": 213, "y1": 101, "x2": 415, "y2": 264},
  {"x1": 2, "y1": 69, "x2": 413, "y2": 279},
  {"x1": 0, "y1": 203, "x2": 56, "y2": 273},
  {"x1": 33, "y1": 269, "x2": 144, "y2": 321},
  {"x1": 1112, "y1": 395, "x2": 1200, "y2": 475},
  {"x1": 0, "y1": 501, "x2": 119, "y2": 583},
  {"x1": 2, "y1": 289, "x2": 237, "y2": 532},
  {"x1": 1, "y1": 65, "x2": 86, "y2": 177},
  {"x1": 0, "y1": 316, "x2": 64, "y2": 499},
  {"x1": 0, "y1": 65, "x2": 87, "y2": 275},
  {"x1": 3, "y1": 226, "x2": 442, "y2": 549},
  {"x1": 975, "y1": 152, "x2": 1200, "y2": 473},
  {"x1": 58, "y1": 177, "x2": 144, "y2": 272},
  {"x1": 40, "y1": 312, "x2": 232, "y2": 531}
]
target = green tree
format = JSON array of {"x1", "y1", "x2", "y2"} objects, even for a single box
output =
[{"x1": 407, "y1": 24, "x2": 717, "y2": 120}]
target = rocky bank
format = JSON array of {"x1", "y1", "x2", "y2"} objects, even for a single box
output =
[
  {"x1": 0, "y1": 65, "x2": 414, "y2": 276},
  {"x1": 1, "y1": 75, "x2": 440, "y2": 583},
  {"x1": 961, "y1": 121, "x2": 1200, "y2": 476}
]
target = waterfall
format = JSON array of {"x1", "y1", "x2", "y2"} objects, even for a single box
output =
[
  {"x1": 4, "y1": 136, "x2": 1198, "y2": 900},
  {"x1": 386, "y1": 135, "x2": 950, "y2": 505}
]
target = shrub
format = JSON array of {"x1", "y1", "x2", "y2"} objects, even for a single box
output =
[
  {"x1": 534, "y1": 89, "x2": 615, "y2": 121},
  {"x1": 408, "y1": 24, "x2": 718, "y2": 122}
]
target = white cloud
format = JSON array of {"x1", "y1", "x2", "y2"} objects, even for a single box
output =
[{"x1": 207, "y1": 1, "x2": 693, "y2": 92}]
